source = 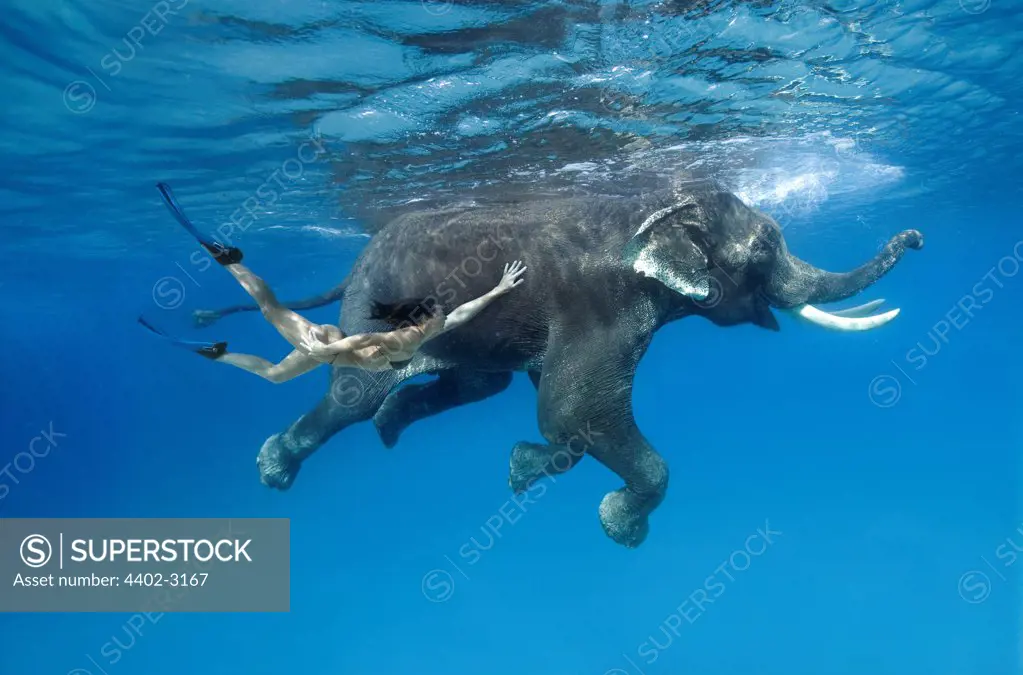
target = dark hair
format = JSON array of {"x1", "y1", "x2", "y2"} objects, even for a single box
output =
[{"x1": 369, "y1": 297, "x2": 439, "y2": 328}]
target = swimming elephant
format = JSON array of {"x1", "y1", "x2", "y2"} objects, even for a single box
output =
[{"x1": 199, "y1": 181, "x2": 923, "y2": 547}]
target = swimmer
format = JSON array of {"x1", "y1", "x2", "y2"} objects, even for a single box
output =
[{"x1": 139, "y1": 183, "x2": 527, "y2": 383}]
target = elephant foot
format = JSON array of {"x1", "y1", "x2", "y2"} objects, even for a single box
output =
[
  {"x1": 508, "y1": 441, "x2": 583, "y2": 493},
  {"x1": 598, "y1": 490, "x2": 651, "y2": 548},
  {"x1": 257, "y1": 433, "x2": 301, "y2": 490},
  {"x1": 508, "y1": 442, "x2": 554, "y2": 493}
]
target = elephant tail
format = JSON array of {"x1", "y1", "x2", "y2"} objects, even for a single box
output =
[{"x1": 192, "y1": 272, "x2": 352, "y2": 329}]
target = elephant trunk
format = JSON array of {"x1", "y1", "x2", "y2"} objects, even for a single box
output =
[{"x1": 766, "y1": 229, "x2": 924, "y2": 308}]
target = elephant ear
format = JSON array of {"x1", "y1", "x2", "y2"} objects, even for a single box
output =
[{"x1": 623, "y1": 201, "x2": 710, "y2": 300}]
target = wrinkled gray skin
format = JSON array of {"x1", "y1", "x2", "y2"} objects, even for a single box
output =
[{"x1": 240, "y1": 182, "x2": 922, "y2": 547}]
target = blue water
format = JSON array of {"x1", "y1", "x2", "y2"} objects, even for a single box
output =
[{"x1": 2, "y1": 0, "x2": 1021, "y2": 673}]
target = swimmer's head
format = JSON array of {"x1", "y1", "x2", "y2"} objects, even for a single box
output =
[{"x1": 369, "y1": 297, "x2": 441, "y2": 328}]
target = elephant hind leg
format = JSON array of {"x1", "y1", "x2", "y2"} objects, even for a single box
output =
[
  {"x1": 258, "y1": 365, "x2": 402, "y2": 489},
  {"x1": 372, "y1": 369, "x2": 513, "y2": 448}
]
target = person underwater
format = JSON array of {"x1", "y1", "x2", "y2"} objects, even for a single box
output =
[{"x1": 139, "y1": 183, "x2": 527, "y2": 383}]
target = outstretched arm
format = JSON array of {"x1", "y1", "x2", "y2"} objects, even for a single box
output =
[
  {"x1": 298, "y1": 260, "x2": 527, "y2": 365},
  {"x1": 436, "y1": 260, "x2": 527, "y2": 336}
]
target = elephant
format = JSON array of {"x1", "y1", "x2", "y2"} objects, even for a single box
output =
[{"x1": 197, "y1": 181, "x2": 923, "y2": 547}]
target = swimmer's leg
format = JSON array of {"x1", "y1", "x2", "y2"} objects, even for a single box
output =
[
  {"x1": 155, "y1": 182, "x2": 243, "y2": 265},
  {"x1": 154, "y1": 184, "x2": 324, "y2": 348},
  {"x1": 217, "y1": 349, "x2": 321, "y2": 384},
  {"x1": 222, "y1": 264, "x2": 322, "y2": 350},
  {"x1": 138, "y1": 318, "x2": 318, "y2": 383},
  {"x1": 137, "y1": 316, "x2": 227, "y2": 359}
]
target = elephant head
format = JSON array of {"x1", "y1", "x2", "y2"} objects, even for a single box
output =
[{"x1": 624, "y1": 187, "x2": 924, "y2": 331}]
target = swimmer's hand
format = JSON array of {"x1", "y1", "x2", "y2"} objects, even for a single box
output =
[
  {"x1": 300, "y1": 326, "x2": 335, "y2": 361},
  {"x1": 433, "y1": 261, "x2": 526, "y2": 336},
  {"x1": 495, "y1": 260, "x2": 527, "y2": 295}
]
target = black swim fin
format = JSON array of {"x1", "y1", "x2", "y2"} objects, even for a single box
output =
[
  {"x1": 155, "y1": 183, "x2": 243, "y2": 265},
  {"x1": 137, "y1": 316, "x2": 227, "y2": 359}
]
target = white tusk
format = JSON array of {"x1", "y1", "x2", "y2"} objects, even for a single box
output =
[
  {"x1": 828, "y1": 299, "x2": 886, "y2": 318},
  {"x1": 789, "y1": 303, "x2": 900, "y2": 331}
]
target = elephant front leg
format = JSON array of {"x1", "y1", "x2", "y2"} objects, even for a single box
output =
[
  {"x1": 258, "y1": 366, "x2": 400, "y2": 489},
  {"x1": 536, "y1": 322, "x2": 666, "y2": 548}
]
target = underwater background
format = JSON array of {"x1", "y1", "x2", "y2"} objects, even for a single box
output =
[{"x1": 1, "y1": 0, "x2": 1021, "y2": 673}]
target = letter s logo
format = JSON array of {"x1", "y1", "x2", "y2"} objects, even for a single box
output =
[
  {"x1": 20, "y1": 535, "x2": 52, "y2": 568},
  {"x1": 152, "y1": 277, "x2": 185, "y2": 309},
  {"x1": 62, "y1": 81, "x2": 97, "y2": 114},
  {"x1": 331, "y1": 375, "x2": 365, "y2": 408}
]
